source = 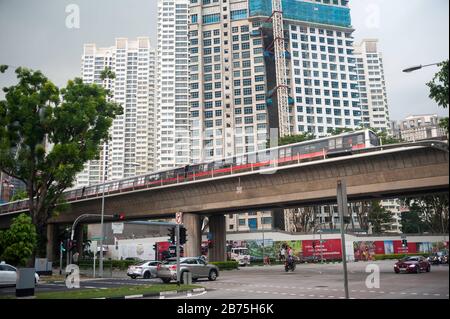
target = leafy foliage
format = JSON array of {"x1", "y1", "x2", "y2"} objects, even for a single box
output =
[
  {"x1": 10, "y1": 189, "x2": 28, "y2": 202},
  {"x1": 367, "y1": 201, "x2": 394, "y2": 233},
  {"x1": 427, "y1": 60, "x2": 449, "y2": 109},
  {"x1": 0, "y1": 213, "x2": 37, "y2": 266},
  {"x1": 0, "y1": 65, "x2": 8, "y2": 74},
  {"x1": 278, "y1": 132, "x2": 315, "y2": 146},
  {"x1": 0, "y1": 67, "x2": 122, "y2": 262},
  {"x1": 402, "y1": 194, "x2": 449, "y2": 234}
]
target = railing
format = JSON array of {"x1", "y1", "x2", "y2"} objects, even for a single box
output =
[{"x1": 0, "y1": 140, "x2": 447, "y2": 215}]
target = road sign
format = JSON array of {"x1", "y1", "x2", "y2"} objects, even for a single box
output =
[
  {"x1": 112, "y1": 222, "x2": 124, "y2": 234},
  {"x1": 175, "y1": 212, "x2": 183, "y2": 225}
]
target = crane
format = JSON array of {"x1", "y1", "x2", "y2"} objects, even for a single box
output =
[{"x1": 271, "y1": 0, "x2": 291, "y2": 137}]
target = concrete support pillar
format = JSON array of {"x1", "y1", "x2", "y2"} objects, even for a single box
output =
[
  {"x1": 183, "y1": 213, "x2": 201, "y2": 257},
  {"x1": 208, "y1": 215, "x2": 227, "y2": 262},
  {"x1": 46, "y1": 224, "x2": 55, "y2": 262}
]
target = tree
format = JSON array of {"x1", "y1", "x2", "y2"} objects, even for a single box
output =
[
  {"x1": 286, "y1": 207, "x2": 317, "y2": 233},
  {"x1": 367, "y1": 201, "x2": 394, "y2": 234},
  {"x1": 427, "y1": 60, "x2": 449, "y2": 134},
  {"x1": 0, "y1": 213, "x2": 37, "y2": 266},
  {"x1": 328, "y1": 127, "x2": 354, "y2": 136},
  {"x1": 354, "y1": 201, "x2": 371, "y2": 232},
  {"x1": 403, "y1": 194, "x2": 449, "y2": 234},
  {"x1": 401, "y1": 210, "x2": 428, "y2": 234},
  {"x1": 10, "y1": 189, "x2": 28, "y2": 202},
  {"x1": 427, "y1": 60, "x2": 449, "y2": 109},
  {"x1": 0, "y1": 66, "x2": 122, "y2": 265},
  {"x1": 278, "y1": 132, "x2": 315, "y2": 146}
]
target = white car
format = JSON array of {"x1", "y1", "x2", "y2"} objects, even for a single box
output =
[
  {"x1": 0, "y1": 262, "x2": 40, "y2": 287},
  {"x1": 127, "y1": 260, "x2": 162, "y2": 279}
]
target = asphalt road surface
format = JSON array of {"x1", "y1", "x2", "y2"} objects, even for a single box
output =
[
  {"x1": 1, "y1": 260, "x2": 448, "y2": 299},
  {"x1": 191, "y1": 260, "x2": 449, "y2": 299}
]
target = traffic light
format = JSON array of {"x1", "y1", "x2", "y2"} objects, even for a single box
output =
[
  {"x1": 402, "y1": 239, "x2": 408, "y2": 247},
  {"x1": 167, "y1": 227, "x2": 175, "y2": 243},
  {"x1": 179, "y1": 227, "x2": 187, "y2": 245},
  {"x1": 70, "y1": 239, "x2": 77, "y2": 251},
  {"x1": 113, "y1": 213, "x2": 125, "y2": 220}
]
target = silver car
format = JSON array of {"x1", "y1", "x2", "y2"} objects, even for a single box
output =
[
  {"x1": 127, "y1": 260, "x2": 162, "y2": 279},
  {"x1": 156, "y1": 257, "x2": 219, "y2": 284},
  {"x1": 0, "y1": 262, "x2": 40, "y2": 287}
]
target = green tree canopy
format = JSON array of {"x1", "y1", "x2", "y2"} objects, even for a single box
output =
[
  {"x1": 10, "y1": 189, "x2": 28, "y2": 202},
  {"x1": 367, "y1": 201, "x2": 394, "y2": 234},
  {"x1": 0, "y1": 213, "x2": 37, "y2": 266},
  {"x1": 427, "y1": 60, "x2": 449, "y2": 109},
  {"x1": 401, "y1": 210, "x2": 428, "y2": 234},
  {"x1": 278, "y1": 132, "x2": 315, "y2": 146},
  {"x1": 0, "y1": 66, "x2": 122, "y2": 263},
  {"x1": 403, "y1": 194, "x2": 449, "y2": 234}
]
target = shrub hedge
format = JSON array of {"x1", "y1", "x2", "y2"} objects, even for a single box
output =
[
  {"x1": 210, "y1": 261, "x2": 239, "y2": 270},
  {"x1": 373, "y1": 253, "x2": 429, "y2": 261}
]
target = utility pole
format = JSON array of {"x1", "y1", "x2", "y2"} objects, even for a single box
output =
[{"x1": 337, "y1": 180, "x2": 350, "y2": 299}]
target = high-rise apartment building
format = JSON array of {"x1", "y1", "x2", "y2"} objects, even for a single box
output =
[
  {"x1": 354, "y1": 39, "x2": 390, "y2": 132},
  {"x1": 157, "y1": 0, "x2": 191, "y2": 169},
  {"x1": 75, "y1": 37, "x2": 157, "y2": 187},
  {"x1": 187, "y1": 0, "x2": 362, "y2": 165},
  {"x1": 394, "y1": 114, "x2": 447, "y2": 142}
]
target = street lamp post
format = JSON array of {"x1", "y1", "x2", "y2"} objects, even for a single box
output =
[
  {"x1": 317, "y1": 229, "x2": 323, "y2": 264},
  {"x1": 402, "y1": 62, "x2": 442, "y2": 73},
  {"x1": 99, "y1": 162, "x2": 140, "y2": 278}
]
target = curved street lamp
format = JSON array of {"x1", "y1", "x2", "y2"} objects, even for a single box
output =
[{"x1": 403, "y1": 62, "x2": 442, "y2": 73}]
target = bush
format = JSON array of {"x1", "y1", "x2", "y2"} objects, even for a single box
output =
[
  {"x1": 373, "y1": 253, "x2": 429, "y2": 261},
  {"x1": 210, "y1": 261, "x2": 239, "y2": 270}
]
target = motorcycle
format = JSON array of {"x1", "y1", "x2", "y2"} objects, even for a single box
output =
[{"x1": 284, "y1": 257, "x2": 296, "y2": 272}]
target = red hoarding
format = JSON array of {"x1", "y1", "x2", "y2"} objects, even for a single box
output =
[
  {"x1": 302, "y1": 239, "x2": 342, "y2": 260},
  {"x1": 393, "y1": 240, "x2": 409, "y2": 254},
  {"x1": 374, "y1": 241, "x2": 385, "y2": 255}
]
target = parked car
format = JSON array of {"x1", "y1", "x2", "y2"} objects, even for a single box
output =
[
  {"x1": 394, "y1": 256, "x2": 431, "y2": 274},
  {"x1": 127, "y1": 260, "x2": 162, "y2": 279},
  {"x1": 427, "y1": 251, "x2": 448, "y2": 265},
  {"x1": 0, "y1": 262, "x2": 40, "y2": 287},
  {"x1": 156, "y1": 257, "x2": 219, "y2": 284}
]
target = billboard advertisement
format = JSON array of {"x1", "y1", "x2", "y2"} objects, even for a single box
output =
[{"x1": 303, "y1": 239, "x2": 342, "y2": 260}]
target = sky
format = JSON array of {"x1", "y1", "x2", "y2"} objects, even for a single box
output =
[{"x1": 0, "y1": 0, "x2": 448, "y2": 121}]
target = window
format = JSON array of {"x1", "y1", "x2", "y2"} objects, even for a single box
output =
[
  {"x1": 231, "y1": 9, "x2": 247, "y2": 20},
  {"x1": 203, "y1": 13, "x2": 220, "y2": 24}
]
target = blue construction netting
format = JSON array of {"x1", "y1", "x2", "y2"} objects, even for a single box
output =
[{"x1": 249, "y1": 0, "x2": 351, "y2": 28}]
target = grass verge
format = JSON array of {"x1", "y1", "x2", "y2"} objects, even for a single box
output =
[{"x1": 2, "y1": 284, "x2": 202, "y2": 299}]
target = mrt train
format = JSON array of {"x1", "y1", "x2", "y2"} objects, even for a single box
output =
[{"x1": 61, "y1": 129, "x2": 380, "y2": 202}]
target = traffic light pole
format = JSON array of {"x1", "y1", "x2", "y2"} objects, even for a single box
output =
[
  {"x1": 176, "y1": 224, "x2": 181, "y2": 286},
  {"x1": 337, "y1": 180, "x2": 350, "y2": 299}
]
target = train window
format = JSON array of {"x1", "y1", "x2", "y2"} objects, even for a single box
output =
[
  {"x1": 235, "y1": 156, "x2": 243, "y2": 165},
  {"x1": 357, "y1": 134, "x2": 364, "y2": 145},
  {"x1": 335, "y1": 138, "x2": 343, "y2": 149},
  {"x1": 247, "y1": 153, "x2": 257, "y2": 164},
  {"x1": 369, "y1": 131, "x2": 380, "y2": 146},
  {"x1": 329, "y1": 139, "x2": 336, "y2": 150},
  {"x1": 257, "y1": 151, "x2": 270, "y2": 162},
  {"x1": 292, "y1": 145, "x2": 302, "y2": 155}
]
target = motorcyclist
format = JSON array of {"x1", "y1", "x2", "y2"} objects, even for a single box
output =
[{"x1": 286, "y1": 246, "x2": 294, "y2": 268}]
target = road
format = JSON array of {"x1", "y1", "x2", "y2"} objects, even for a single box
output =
[
  {"x1": 1, "y1": 260, "x2": 448, "y2": 299},
  {"x1": 191, "y1": 260, "x2": 449, "y2": 299}
]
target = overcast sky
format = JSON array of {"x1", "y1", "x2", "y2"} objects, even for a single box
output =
[{"x1": 0, "y1": 0, "x2": 448, "y2": 120}]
